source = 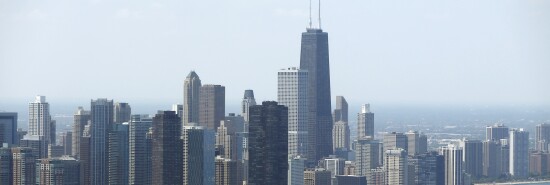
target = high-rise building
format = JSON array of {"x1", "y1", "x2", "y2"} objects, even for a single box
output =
[
  {"x1": 384, "y1": 148, "x2": 408, "y2": 185},
  {"x1": 182, "y1": 124, "x2": 215, "y2": 185},
  {"x1": 80, "y1": 125, "x2": 91, "y2": 185},
  {"x1": 183, "y1": 71, "x2": 202, "y2": 126},
  {"x1": 0, "y1": 147, "x2": 12, "y2": 185},
  {"x1": 61, "y1": 132, "x2": 72, "y2": 156},
  {"x1": 357, "y1": 104, "x2": 374, "y2": 139},
  {"x1": 321, "y1": 155, "x2": 345, "y2": 184},
  {"x1": 28, "y1": 95, "x2": 52, "y2": 154},
  {"x1": 300, "y1": 28, "x2": 333, "y2": 161},
  {"x1": 500, "y1": 141, "x2": 510, "y2": 176},
  {"x1": 90, "y1": 98, "x2": 113, "y2": 185},
  {"x1": 215, "y1": 156, "x2": 239, "y2": 185},
  {"x1": 151, "y1": 111, "x2": 182, "y2": 185},
  {"x1": 12, "y1": 147, "x2": 35, "y2": 185},
  {"x1": 333, "y1": 96, "x2": 348, "y2": 123},
  {"x1": 113, "y1": 102, "x2": 131, "y2": 123},
  {"x1": 354, "y1": 138, "x2": 382, "y2": 177},
  {"x1": 461, "y1": 139, "x2": 483, "y2": 179},
  {"x1": 50, "y1": 120, "x2": 57, "y2": 145},
  {"x1": 304, "y1": 168, "x2": 331, "y2": 185},
  {"x1": 172, "y1": 104, "x2": 183, "y2": 118},
  {"x1": 0, "y1": 112, "x2": 17, "y2": 146},
  {"x1": 536, "y1": 123, "x2": 550, "y2": 151},
  {"x1": 48, "y1": 144, "x2": 64, "y2": 157},
  {"x1": 335, "y1": 175, "x2": 366, "y2": 185},
  {"x1": 108, "y1": 122, "x2": 129, "y2": 185},
  {"x1": 72, "y1": 107, "x2": 91, "y2": 159},
  {"x1": 440, "y1": 145, "x2": 463, "y2": 185},
  {"x1": 406, "y1": 130, "x2": 427, "y2": 156},
  {"x1": 407, "y1": 151, "x2": 445, "y2": 185},
  {"x1": 199, "y1": 84, "x2": 225, "y2": 130},
  {"x1": 482, "y1": 140, "x2": 502, "y2": 178},
  {"x1": 509, "y1": 128, "x2": 529, "y2": 178},
  {"x1": 278, "y1": 67, "x2": 309, "y2": 159},
  {"x1": 19, "y1": 135, "x2": 46, "y2": 159},
  {"x1": 288, "y1": 156, "x2": 306, "y2": 185},
  {"x1": 486, "y1": 124, "x2": 509, "y2": 142},
  {"x1": 383, "y1": 132, "x2": 408, "y2": 153},
  {"x1": 241, "y1": 90, "x2": 257, "y2": 124},
  {"x1": 529, "y1": 151, "x2": 550, "y2": 176},
  {"x1": 333, "y1": 121, "x2": 350, "y2": 152},
  {"x1": 128, "y1": 115, "x2": 152, "y2": 185},
  {"x1": 216, "y1": 114, "x2": 245, "y2": 161},
  {"x1": 368, "y1": 168, "x2": 386, "y2": 185},
  {"x1": 36, "y1": 156, "x2": 80, "y2": 185},
  {"x1": 248, "y1": 101, "x2": 288, "y2": 185}
]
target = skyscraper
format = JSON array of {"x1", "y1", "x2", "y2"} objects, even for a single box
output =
[
  {"x1": 288, "y1": 156, "x2": 306, "y2": 185},
  {"x1": 113, "y1": 102, "x2": 131, "y2": 123},
  {"x1": 482, "y1": 140, "x2": 502, "y2": 178},
  {"x1": 486, "y1": 124, "x2": 509, "y2": 142},
  {"x1": 182, "y1": 124, "x2": 215, "y2": 185},
  {"x1": 128, "y1": 115, "x2": 152, "y2": 185},
  {"x1": 61, "y1": 131, "x2": 72, "y2": 155},
  {"x1": 304, "y1": 168, "x2": 331, "y2": 185},
  {"x1": 332, "y1": 121, "x2": 350, "y2": 153},
  {"x1": 384, "y1": 148, "x2": 408, "y2": 185},
  {"x1": 183, "y1": 71, "x2": 201, "y2": 126},
  {"x1": 248, "y1": 101, "x2": 288, "y2": 185},
  {"x1": 300, "y1": 27, "x2": 333, "y2": 161},
  {"x1": 536, "y1": 123, "x2": 550, "y2": 151},
  {"x1": 108, "y1": 122, "x2": 129, "y2": 185},
  {"x1": 50, "y1": 120, "x2": 56, "y2": 145},
  {"x1": 172, "y1": 104, "x2": 184, "y2": 118},
  {"x1": 383, "y1": 132, "x2": 408, "y2": 153},
  {"x1": 241, "y1": 90, "x2": 257, "y2": 124},
  {"x1": 278, "y1": 67, "x2": 309, "y2": 159},
  {"x1": 36, "y1": 156, "x2": 80, "y2": 185},
  {"x1": 0, "y1": 147, "x2": 12, "y2": 185},
  {"x1": 0, "y1": 112, "x2": 17, "y2": 146},
  {"x1": 461, "y1": 139, "x2": 483, "y2": 179},
  {"x1": 90, "y1": 98, "x2": 113, "y2": 185},
  {"x1": 152, "y1": 111, "x2": 182, "y2": 185},
  {"x1": 199, "y1": 84, "x2": 226, "y2": 130},
  {"x1": 321, "y1": 155, "x2": 345, "y2": 184},
  {"x1": 72, "y1": 107, "x2": 91, "y2": 159},
  {"x1": 333, "y1": 96, "x2": 348, "y2": 123},
  {"x1": 509, "y1": 128, "x2": 529, "y2": 178},
  {"x1": 215, "y1": 156, "x2": 239, "y2": 185},
  {"x1": 80, "y1": 124, "x2": 92, "y2": 185},
  {"x1": 28, "y1": 95, "x2": 52, "y2": 154},
  {"x1": 354, "y1": 138, "x2": 382, "y2": 177},
  {"x1": 335, "y1": 175, "x2": 367, "y2": 185},
  {"x1": 407, "y1": 151, "x2": 445, "y2": 185},
  {"x1": 357, "y1": 104, "x2": 374, "y2": 139},
  {"x1": 440, "y1": 145, "x2": 463, "y2": 185},
  {"x1": 406, "y1": 130, "x2": 427, "y2": 156},
  {"x1": 12, "y1": 147, "x2": 35, "y2": 185}
]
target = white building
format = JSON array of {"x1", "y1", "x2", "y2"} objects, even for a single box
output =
[
  {"x1": 384, "y1": 148, "x2": 408, "y2": 185},
  {"x1": 28, "y1": 95, "x2": 51, "y2": 145},
  {"x1": 440, "y1": 145, "x2": 463, "y2": 185}
]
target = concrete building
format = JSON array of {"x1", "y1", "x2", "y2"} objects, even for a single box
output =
[
  {"x1": 333, "y1": 121, "x2": 350, "y2": 152},
  {"x1": 0, "y1": 112, "x2": 18, "y2": 146},
  {"x1": 509, "y1": 128, "x2": 529, "y2": 178},
  {"x1": 357, "y1": 104, "x2": 374, "y2": 140},
  {"x1": 128, "y1": 115, "x2": 152, "y2": 185},
  {"x1": 72, "y1": 107, "x2": 90, "y2": 159},
  {"x1": 384, "y1": 148, "x2": 408, "y2": 185},
  {"x1": 113, "y1": 102, "x2": 131, "y2": 123},
  {"x1": 12, "y1": 147, "x2": 35, "y2": 185},
  {"x1": 288, "y1": 156, "x2": 306, "y2": 185},
  {"x1": 368, "y1": 168, "x2": 385, "y2": 185},
  {"x1": 90, "y1": 98, "x2": 113, "y2": 185},
  {"x1": 36, "y1": 156, "x2": 80, "y2": 185},
  {"x1": 333, "y1": 96, "x2": 348, "y2": 123},
  {"x1": 529, "y1": 151, "x2": 550, "y2": 176},
  {"x1": 440, "y1": 145, "x2": 462, "y2": 185},
  {"x1": 278, "y1": 67, "x2": 309, "y2": 159},
  {"x1": 107, "y1": 122, "x2": 129, "y2": 185},
  {"x1": 486, "y1": 124, "x2": 509, "y2": 142},
  {"x1": 304, "y1": 168, "x2": 331, "y2": 185},
  {"x1": 28, "y1": 96, "x2": 52, "y2": 147},
  {"x1": 355, "y1": 138, "x2": 382, "y2": 177},
  {"x1": 241, "y1": 90, "x2": 257, "y2": 124},
  {"x1": 248, "y1": 101, "x2": 288, "y2": 185},
  {"x1": 19, "y1": 135, "x2": 46, "y2": 159},
  {"x1": 172, "y1": 104, "x2": 183, "y2": 118},
  {"x1": 321, "y1": 155, "x2": 346, "y2": 182},
  {"x1": 461, "y1": 139, "x2": 483, "y2": 179},
  {"x1": 80, "y1": 126, "x2": 91, "y2": 185},
  {"x1": 405, "y1": 130, "x2": 427, "y2": 156},
  {"x1": 183, "y1": 124, "x2": 215, "y2": 185},
  {"x1": 61, "y1": 132, "x2": 72, "y2": 155},
  {"x1": 48, "y1": 144, "x2": 64, "y2": 157},
  {"x1": 199, "y1": 84, "x2": 225, "y2": 130},
  {"x1": 383, "y1": 132, "x2": 408, "y2": 153},
  {"x1": 482, "y1": 140, "x2": 502, "y2": 178},
  {"x1": 215, "y1": 156, "x2": 239, "y2": 185},
  {"x1": 407, "y1": 151, "x2": 444, "y2": 185},
  {"x1": 0, "y1": 147, "x2": 12, "y2": 185},
  {"x1": 536, "y1": 123, "x2": 550, "y2": 151},
  {"x1": 183, "y1": 71, "x2": 202, "y2": 126},
  {"x1": 152, "y1": 111, "x2": 182, "y2": 185}
]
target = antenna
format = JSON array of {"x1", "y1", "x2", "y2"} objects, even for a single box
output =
[
  {"x1": 318, "y1": 0, "x2": 322, "y2": 29},
  {"x1": 309, "y1": 0, "x2": 313, "y2": 28}
]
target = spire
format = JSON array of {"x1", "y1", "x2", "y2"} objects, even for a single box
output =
[
  {"x1": 308, "y1": 0, "x2": 322, "y2": 29},
  {"x1": 318, "y1": 0, "x2": 322, "y2": 29}
]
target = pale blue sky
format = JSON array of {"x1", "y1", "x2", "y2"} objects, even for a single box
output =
[{"x1": 1, "y1": 0, "x2": 549, "y2": 110}]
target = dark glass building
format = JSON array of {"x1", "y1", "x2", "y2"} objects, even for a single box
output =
[
  {"x1": 90, "y1": 98, "x2": 113, "y2": 185},
  {"x1": 300, "y1": 28, "x2": 333, "y2": 161},
  {"x1": 199, "y1": 84, "x2": 225, "y2": 130},
  {"x1": 152, "y1": 111, "x2": 182, "y2": 185},
  {"x1": 248, "y1": 101, "x2": 288, "y2": 185}
]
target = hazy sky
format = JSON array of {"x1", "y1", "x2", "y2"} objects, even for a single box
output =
[{"x1": 1, "y1": 0, "x2": 549, "y2": 111}]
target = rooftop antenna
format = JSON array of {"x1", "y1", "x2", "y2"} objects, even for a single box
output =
[
  {"x1": 318, "y1": 0, "x2": 322, "y2": 29},
  {"x1": 309, "y1": 0, "x2": 313, "y2": 28}
]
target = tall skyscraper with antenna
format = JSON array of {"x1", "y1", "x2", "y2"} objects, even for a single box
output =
[{"x1": 301, "y1": 0, "x2": 333, "y2": 162}]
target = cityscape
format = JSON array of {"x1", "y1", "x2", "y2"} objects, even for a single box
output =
[{"x1": 1, "y1": 1, "x2": 549, "y2": 185}]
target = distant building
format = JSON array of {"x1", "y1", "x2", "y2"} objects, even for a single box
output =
[
  {"x1": 0, "y1": 147, "x2": 12, "y2": 185},
  {"x1": 461, "y1": 139, "x2": 483, "y2": 179},
  {"x1": 536, "y1": 123, "x2": 550, "y2": 151},
  {"x1": 304, "y1": 168, "x2": 331, "y2": 185},
  {"x1": 288, "y1": 156, "x2": 306, "y2": 185},
  {"x1": 172, "y1": 104, "x2": 183, "y2": 118},
  {"x1": 335, "y1": 175, "x2": 366, "y2": 185},
  {"x1": 384, "y1": 148, "x2": 408, "y2": 185},
  {"x1": 333, "y1": 121, "x2": 350, "y2": 152},
  {"x1": 215, "y1": 156, "x2": 239, "y2": 185},
  {"x1": 368, "y1": 168, "x2": 385, "y2": 185},
  {"x1": 28, "y1": 96, "x2": 52, "y2": 154},
  {"x1": 108, "y1": 122, "x2": 129, "y2": 185},
  {"x1": 529, "y1": 151, "x2": 550, "y2": 176},
  {"x1": 407, "y1": 151, "x2": 444, "y2": 185},
  {"x1": 357, "y1": 104, "x2": 374, "y2": 140},
  {"x1": 199, "y1": 84, "x2": 225, "y2": 130},
  {"x1": 19, "y1": 135, "x2": 46, "y2": 159},
  {"x1": 405, "y1": 130, "x2": 427, "y2": 156},
  {"x1": 509, "y1": 128, "x2": 529, "y2": 178},
  {"x1": 12, "y1": 147, "x2": 35, "y2": 185},
  {"x1": 61, "y1": 132, "x2": 72, "y2": 156},
  {"x1": 482, "y1": 140, "x2": 502, "y2": 178},
  {"x1": 241, "y1": 90, "x2": 257, "y2": 124},
  {"x1": 113, "y1": 102, "x2": 131, "y2": 123},
  {"x1": 248, "y1": 101, "x2": 288, "y2": 185},
  {"x1": 48, "y1": 144, "x2": 64, "y2": 158},
  {"x1": 36, "y1": 156, "x2": 80, "y2": 185},
  {"x1": 0, "y1": 112, "x2": 17, "y2": 146},
  {"x1": 183, "y1": 71, "x2": 201, "y2": 126},
  {"x1": 72, "y1": 107, "x2": 90, "y2": 159},
  {"x1": 151, "y1": 111, "x2": 182, "y2": 185},
  {"x1": 128, "y1": 115, "x2": 152, "y2": 185},
  {"x1": 182, "y1": 124, "x2": 215, "y2": 185},
  {"x1": 383, "y1": 132, "x2": 408, "y2": 153},
  {"x1": 486, "y1": 124, "x2": 509, "y2": 142},
  {"x1": 354, "y1": 138, "x2": 382, "y2": 177},
  {"x1": 333, "y1": 96, "x2": 348, "y2": 123},
  {"x1": 440, "y1": 145, "x2": 462, "y2": 185},
  {"x1": 80, "y1": 126, "x2": 91, "y2": 185},
  {"x1": 321, "y1": 155, "x2": 346, "y2": 183},
  {"x1": 90, "y1": 98, "x2": 114, "y2": 185}
]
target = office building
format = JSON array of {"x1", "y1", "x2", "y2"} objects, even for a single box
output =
[
  {"x1": 405, "y1": 130, "x2": 427, "y2": 156},
  {"x1": 354, "y1": 138, "x2": 381, "y2": 177},
  {"x1": 90, "y1": 98, "x2": 113, "y2": 185},
  {"x1": 333, "y1": 121, "x2": 350, "y2": 152},
  {"x1": 129, "y1": 115, "x2": 152, "y2": 185},
  {"x1": 368, "y1": 168, "x2": 386, "y2": 185},
  {"x1": 333, "y1": 96, "x2": 348, "y2": 123},
  {"x1": 72, "y1": 107, "x2": 91, "y2": 159},
  {"x1": 304, "y1": 168, "x2": 331, "y2": 185},
  {"x1": 19, "y1": 135, "x2": 46, "y2": 159},
  {"x1": 0, "y1": 147, "x2": 12, "y2": 185},
  {"x1": 48, "y1": 144, "x2": 64, "y2": 157},
  {"x1": 0, "y1": 112, "x2": 17, "y2": 145},
  {"x1": 183, "y1": 71, "x2": 202, "y2": 126},
  {"x1": 440, "y1": 145, "x2": 462, "y2": 185},
  {"x1": 172, "y1": 104, "x2": 183, "y2": 118},
  {"x1": 12, "y1": 147, "x2": 35, "y2": 185},
  {"x1": 300, "y1": 28, "x2": 333, "y2": 161},
  {"x1": 108, "y1": 122, "x2": 129, "y2": 185},
  {"x1": 536, "y1": 123, "x2": 550, "y2": 151},
  {"x1": 241, "y1": 90, "x2": 257, "y2": 124},
  {"x1": 383, "y1": 132, "x2": 408, "y2": 153},
  {"x1": 278, "y1": 67, "x2": 309, "y2": 159},
  {"x1": 335, "y1": 175, "x2": 366, "y2": 185},
  {"x1": 384, "y1": 148, "x2": 408, "y2": 185},
  {"x1": 183, "y1": 124, "x2": 215, "y2": 185},
  {"x1": 28, "y1": 96, "x2": 52, "y2": 154},
  {"x1": 529, "y1": 151, "x2": 550, "y2": 176},
  {"x1": 215, "y1": 156, "x2": 239, "y2": 185},
  {"x1": 61, "y1": 132, "x2": 72, "y2": 155},
  {"x1": 462, "y1": 139, "x2": 483, "y2": 179},
  {"x1": 288, "y1": 156, "x2": 306, "y2": 185},
  {"x1": 152, "y1": 111, "x2": 182, "y2": 185},
  {"x1": 36, "y1": 156, "x2": 80, "y2": 185},
  {"x1": 482, "y1": 140, "x2": 502, "y2": 178},
  {"x1": 407, "y1": 151, "x2": 445, "y2": 185},
  {"x1": 322, "y1": 155, "x2": 346, "y2": 180},
  {"x1": 113, "y1": 102, "x2": 131, "y2": 123},
  {"x1": 199, "y1": 84, "x2": 225, "y2": 130},
  {"x1": 486, "y1": 124, "x2": 509, "y2": 142},
  {"x1": 357, "y1": 104, "x2": 374, "y2": 139},
  {"x1": 509, "y1": 128, "x2": 529, "y2": 178},
  {"x1": 248, "y1": 101, "x2": 288, "y2": 185}
]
